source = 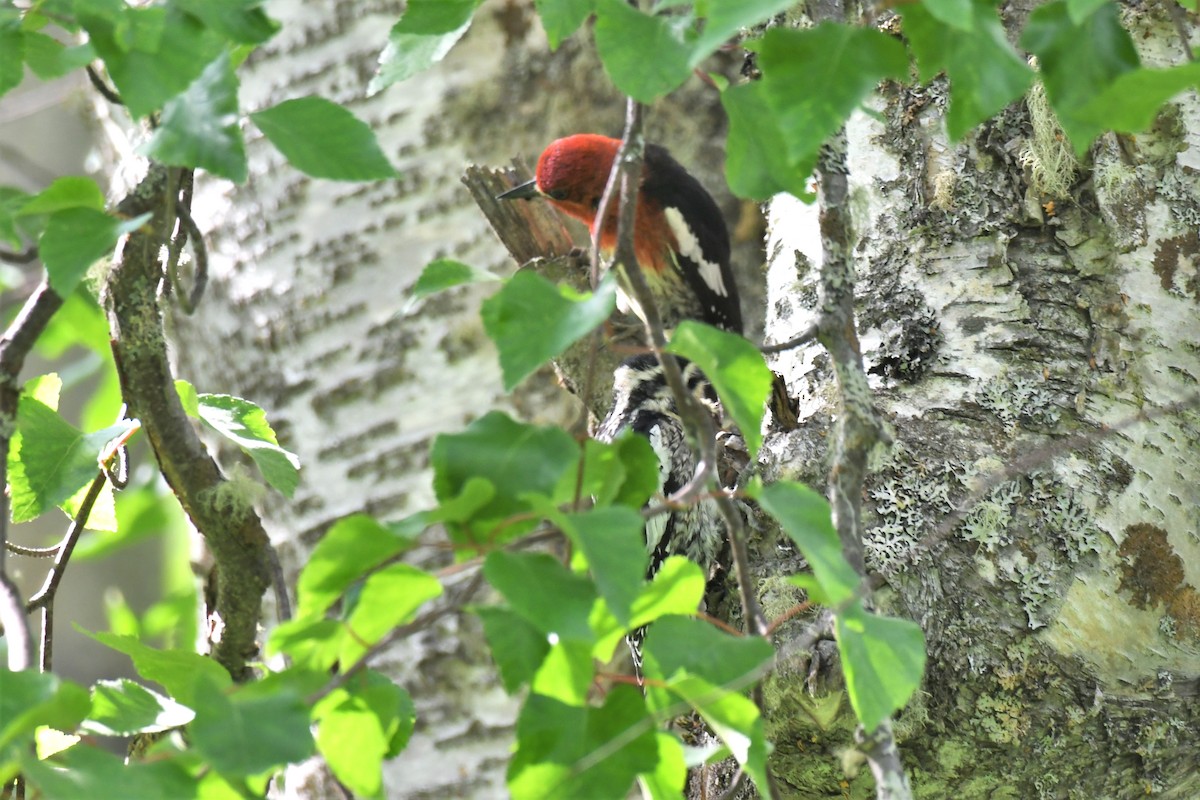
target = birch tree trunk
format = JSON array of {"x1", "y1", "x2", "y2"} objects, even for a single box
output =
[
  {"x1": 758, "y1": 5, "x2": 1200, "y2": 796},
  {"x1": 148, "y1": 2, "x2": 740, "y2": 796}
]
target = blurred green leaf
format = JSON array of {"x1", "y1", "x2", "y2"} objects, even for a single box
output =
[
  {"x1": 315, "y1": 675, "x2": 413, "y2": 797},
  {"x1": 561, "y1": 506, "x2": 647, "y2": 626},
  {"x1": 7, "y1": 394, "x2": 135, "y2": 523},
  {"x1": 476, "y1": 607, "x2": 551, "y2": 693},
  {"x1": 900, "y1": 0, "x2": 1033, "y2": 140},
  {"x1": 190, "y1": 679, "x2": 315, "y2": 776},
  {"x1": 19, "y1": 177, "x2": 105, "y2": 215},
  {"x1": 688, "y1": 0, "x2": 795, "y2": 66},
  {"x1": 481, "y1": 270, "x2": 616, "y2": 391},
  {"x1": 251, "y1": 97, "x2": 397, "y2": 181},
  {"x1": 638, "y1": 731, "x2": 687, "y2": 799},
  {"x1": 1075, "y1": 62, "x2": 1200, "y2": 135},
  {"x1": 754, "y1": 481, "x2": 858, "y2": 604},
  {"x1": 22, "y1": 32, "x2": 96, "y2": 79},
  {"x1": 431, "y1": 411, "x2": 577, "y2": 544},
  {"x1": 534, "y1": 0, "x2": 593, "y2": 49},
  {"x1": 77, "y1": 4, "x2": 225, "y2": 118},
  {"x1": 82, "y1": 679, "x2": 195, "y2": 737},
  {"x1": 509, "y1": 687, "x2": 656, "y2": 800},
  {"x1": 368, "y1": 1, "x2": 477, "y2": 94},
  {"x1": 141, "y1": 51, "x2": 247, "y2": 182},
  {"x1": 667, "y1": 321, "x2": 772, "y2": 458},
  {"x1": 594, "y1": 0, "x2": 691, "y2": 103},
  {"x1": 296, "y1": 513, "x2": 419, "y2": 617},
  {"x1": 485, "y1": 552, "x2": 598, "y2": 643},
  {"x1": 194, "y1": 392, "x2": 300, "y2": 497},
  {"x1": 664, "y1": 673, "x2": 769, "y2": 794},
  {"x1": 722, "y1": 77, "x2": 811, "y2": 199},
  {"x1": 85, "y1": 630, "x2": 232, "y2": 707},
  {"x1": 340, "y1": 563, "x2": 443, "y2": 666},
  {"x1": 410, "y1": 258, "x2": 498, "y2": 301},
  {"x1": 1021, "y1": 0, "x2": 1139, "y2": 150},
  {"x1": 172, "y1": 0, "x2": 280, "y2": 44},
  {"x1": 38, "y1": 208, "x2": 151, "y2": 297},
  {"x1": 20, "y1": 745, "x2": 196, "y2": 800},
  {"x1": 835, "y1": 605, "x2": 925, "y2": 732},
  {"x1": 0, "y1": 13, "x2": 22, "y2": 99},
  {"x1": 0, "y1": 672, "x2": 89, "y2": 754}
]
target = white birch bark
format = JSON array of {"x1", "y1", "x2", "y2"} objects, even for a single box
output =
[{"x1": 760, "y1": 8, "x2": 1200, "y2": 796}]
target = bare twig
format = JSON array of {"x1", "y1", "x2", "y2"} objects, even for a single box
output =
[
  {"x1": 86, "y1": 64, "x2": 123, "y2": 105},
  {"x1": 0, "y1": 246, "x2": 37, "y2": 264},
  {"x1": 27, "y1": 471, "x2": 107, "y2": 671},
  {"x1": 760, "y1": 322, "x2": 819, "y2": 354},
  {"x1": 0, "y1": 279, "x2": 64, "y2": 669}
]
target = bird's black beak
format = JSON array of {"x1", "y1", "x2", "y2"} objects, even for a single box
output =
[{"x1": 497, "y1": 179, "x2": 541, "y2": 201}]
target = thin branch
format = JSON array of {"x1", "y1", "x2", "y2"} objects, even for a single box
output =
[
  {"x1": 760, "y1": 322, "x2": 819, "y2": 354},
  {"x1": 0, "y1": 280, "x2": 64, "y2": 668},
  {"x1": 27, "y1": 471, "x2": 107, "y2": 671},
  {"x1": 811, "y1": 104, "x2": 910, "y2": 797},
  {"x1": 0, "y1": 246, "x2": 37, "y2": 264},
  {"x1": 86, "y1": 64, "x2": 123, "y2": 105}
]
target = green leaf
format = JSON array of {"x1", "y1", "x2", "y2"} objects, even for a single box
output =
[
  {"x1": 594, "y1": 0, "x2": 692, "y2": 103},
  {"x1": 593, "y1": 555, "x2": 707, "y2": 659},
  {"x1": 509, "y1": 687, "x2": 657, "y2": 800},
  {"x1": 22, "y1": 32, "x2": 97, "y2": 79},
  {"x1": 190, "y1": 679, "x2": 315, "y2": 776},
  {"x1": 688, "y1": 0, "x2": 795, "y2": 66},
  {"x1": 484, "y1": 551, "x2": 598, "y2": 643},
  {"x1": 19, "y1": 177, "x2": 106, "y2": 215},
  {"x1": 476, "y1": 607, "x2": 552, "y2": 693},
  {"x1": 561, "y1": 506, "x2": 647, "y2": 626},
  {"x1": 194, "y1": 392, "x2": 300, "y2": 497},
  {"x1": 666, "y1": 673, "x2": 769, "y2": 794},
  {"x1": 315, "y1": 676, "x2": 414, "y2": 797},
  {"x1": 641, "y1": 616, "x2": 773, "y2": 689},
  {"x1": 296, "y1": 513, "x2": 419, "y2": 617},
  {"x1": 1075, "y1": 62, "x2": 1200, "y2": 135},
  {"x1": 340, "y1": 563, "x2": 443, "y2": 665},
  {"x1": 392, "y1": 0, "x2": 483, "y2": 33},
  {"x1": 78, "y1": 4, "x2": 225, "y2": 118},
  {"x1": 667, "y1": 321, "x2": 772, "y2": 458},
  {"x1": 1066, "y1": 0, "x2": 1111, "y2": 23},
  {"x1": 430, "y1": 411, "x2": 578, "y2": 544},
  {"x1": 7, "y1": 395, "x2": 136, "y2": 523},
  {"x1": 835, "y1": 605, "x2": 926, "y2": 732},
  {"x1": 481, "y1": 270, "x2": 617, "y2": 391},
  {"x1": 84, "y1": 630, "x2": 232, "y2": 707},
  {"x1": 1021, "y1": 0, "x2": 1139, "y2": 150},
  {"x1": 20, "y1": 745, "x2": 196, "y2": 800},
  {"x1": 38, "y1": 208, "x2": 151, "y2": 296},
  {"x1": 368, "y1": 18, "x2": 472, "y2": 93},
  {"x1": 410, "y1": 258, "x2": 499, "y2": 301},
  {"x1": 82, "y1": 679, "x2": 195, "y2": 737},
  {"x1": 0, "y1": 672, "x2": 90, "y2": 754},
  {"x1": 559, "y1": 436, "x2": 657, "y2": 512},
  {"x1": 900, "y1": 0, "x2": 1033, "y2": 140},
  {"x1": 250, "y1": 97, "x2": 397, "y2": 181},
  {"x1": 0, "y1": 186, "x2": 32, "y2": 248},
  {"x1": 174, "y1": 378, "x2": 200, "y2": 418},
  {"x1": 172, "y1": 0, "x2": 280, "y2": 45},
  {"x1": 754, "y1": 481, "x2": 859, "y2": 605},
  {"x1": 141, "y1": 51, "x2": 247, "y2": 183},
  {"x1": 752, "y1": 24, "x2": 907, "y2": 178},
  {"x1": 722, "y1": 77, "x2": 812, "y2": 200},
  {"x1": 267, "y1": 617, "x2": 345, "y2": 671},
  {"x1": 0, "y1": 15, "x2": 23, "y2": 99},
  {"x1": 534, "y1": 0, "x2": 593, "y2": 49},
  {"x1": 921, "y1": 0, "x2": 975, "y2": 30},
  {"x1": 530, "y1": 640, "x2": 595, "y2": 705},
  {"x1": 638, "y1": 731, "x2": 687, "y2": 799}
]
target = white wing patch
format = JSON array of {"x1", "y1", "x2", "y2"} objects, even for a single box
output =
[
  {"x1": 645, "y1": 424, "x2": 672, "y2": 552},
  {"x1": 664, "y1": 206, "x2": 727, "y2": 297}
]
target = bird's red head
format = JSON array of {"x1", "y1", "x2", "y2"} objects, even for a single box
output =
[{"x1": 533, "y1": 134, "x2": 621, "y2": 230}]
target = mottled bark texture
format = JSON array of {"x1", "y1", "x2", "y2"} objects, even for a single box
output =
[{"x1": 758, "y1": 7, "x2": 1200, "y2": 798}]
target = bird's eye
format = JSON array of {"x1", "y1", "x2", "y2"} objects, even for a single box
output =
[
  {"x1": 547, "y1": 189, "x2": 568, "y2": 201},
  {"x1": 589, "y1": 196, "x2": 600, "y2": 210}
]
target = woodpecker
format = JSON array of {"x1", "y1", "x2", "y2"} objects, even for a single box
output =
[
  {"x1": 596, "y1": 354, "x2": 727, "y2": 674},
  {"x1": 499, "y1": 134, "x2": 743, "y2": 335}
]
